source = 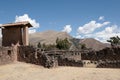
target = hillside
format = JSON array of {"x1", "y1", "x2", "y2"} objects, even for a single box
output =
[
  {"x1": 0, "y1": 62, "x2": 120, "y2": 80},
  {"x1": 29, "y1": 30, "x2": 72, "y2": 46},
  {"x1": 79, "y1": 38, "x2": 110, "y2": 51},
  {"x1": 29, "y1": 31, "x2": 110, "y2": 50}
]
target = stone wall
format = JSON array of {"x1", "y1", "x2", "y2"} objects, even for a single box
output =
[
  {"x1": 97, "y1": 61, "x2": 120, "y2": 68},
  {"x1": 81, "y1": 47, "x2": 120, "y2": 61},
  {"x1": 58, "y1": 56, "x2": 83, "y2": 67},
  {"x1": 18, "y1": 46, "x2": 83, "y2": 68},
  {"x1": 0, "y1": 47, "x2": 17, "y2": 65},
  {"x1": 17, "y1": 46, "x2": 120, "y2": 68},
  {"x1": 18, "y1": 46, "x2": 54, "y2": 68},
  {"x1": 18, "y1": 46, "x2": 41, "y2": 65},
  {"x1": 81, "y1": 47, "x2": 120, "y2": 68}
]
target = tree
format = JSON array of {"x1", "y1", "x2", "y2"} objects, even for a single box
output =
[
  {"x1": 81, "y1": 44, "x2": 86, "y2": 50},
  {"x1": 42, "y1": 43, "x2": 47, "y2": 49},
  {"x1": 37, "y1": 42, "x2": 56, "y2": 50},
  {"x1": 56, "y1": 38, "x2": 71, "y2": 50},
  {"x1": 63, "y1": 38, "x2": 71, "y2": 49},
  {"x1": 37, "y1": 42, "x2": 42, "y2": 48},
  {"x1": 46, "y1": 44, "x2": 56, "y2": 50},
  {"x1": 56, "y1": 37, "x2": 59, "y2": 43},
  {"x1": 107, "y1": 36, "x2": 120, "y2": 47}
]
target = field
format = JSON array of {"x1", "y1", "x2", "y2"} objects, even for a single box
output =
[{"x1": 0, "y1": 62, "x2": 120, "y2": 80}]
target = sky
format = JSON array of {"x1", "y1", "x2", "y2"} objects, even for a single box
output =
[{"x1": 0, "y1": 0, "x2": 120, "y2": 43}]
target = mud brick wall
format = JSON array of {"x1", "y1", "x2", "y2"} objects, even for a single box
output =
[{"x1": 0, "y1": 47, "x2": 17, "y2": 65}]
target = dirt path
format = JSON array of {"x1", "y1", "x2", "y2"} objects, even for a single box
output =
[{"x1": 0, "y1": 62, "x2": 120, "y2": 80}]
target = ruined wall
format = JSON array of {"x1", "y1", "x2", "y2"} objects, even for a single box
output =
[
  {"x1": 81, "y1": 47, "x2": 120, "y2": 68},
  {"x1": 18, "y1": 46, "x2": 50, "y2": 67},
  {"x1": 17, "y1": 46, "x2": 120, "y2": 68},
  {"x1": 81, "y1": 47, "x2": 120, "y2": 61},
  {"x1": 0, "y1": 47, "x2": 17, "y2": 65},
  {"x1": 58, "y1": 56, "x2": 83, "y2": 67},
  {"x1": 97, "y1": 61, "x2": 120, "y2": 68},
  {"x1": 18, "y1": 46, "x2": 40, "y2": 65},
  {"x1": 18, "y1": 46, "x2": 83, "y2": 68}
]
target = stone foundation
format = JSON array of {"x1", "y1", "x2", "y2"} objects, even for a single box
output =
[{"x1": 0, "y1": 47, "x2": 17, "y2": 65}]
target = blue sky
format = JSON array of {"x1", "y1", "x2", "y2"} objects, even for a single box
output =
[{"x1": 0, "y1": 0, "x2": 120, "y2": 42}]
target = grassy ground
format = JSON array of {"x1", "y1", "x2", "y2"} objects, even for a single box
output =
[{"x1": 0, "y1": 62, "x2": 120, "y2": 80}]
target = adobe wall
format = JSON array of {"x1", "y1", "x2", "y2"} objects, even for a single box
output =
[
  {"x1": 0, "y1": 47, "x2": 17, "y2": 65},
  {"x1": 2, "y1": 26, "x2": 23, "y2": 46}
]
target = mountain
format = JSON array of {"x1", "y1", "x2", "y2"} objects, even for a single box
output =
[
  {"x1": 29, "y1": 30, "x2": 72, "y2": 46},
  {"x1": 79, "y1": 38, "x2": 110, "y2": 51},
  {"x1": 29, "y1": 31, "x2": 110, "y2": 51}
]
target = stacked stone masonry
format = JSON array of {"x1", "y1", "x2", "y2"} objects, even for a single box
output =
[{"x1": 17, "y1": 46, "x2": 120, "y2": 68}]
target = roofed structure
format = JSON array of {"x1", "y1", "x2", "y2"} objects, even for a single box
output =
[{"x1": 0, "y1": 21, "x2": 33, "y2": 46}]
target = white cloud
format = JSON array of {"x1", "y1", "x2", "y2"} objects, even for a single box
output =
[
  {"x1": 95, "y1": 25, "x2": 120, "y2": 42},
  {"x1": 76, "y1": 25, "x2": 120, "y2": 43},
  {"x1": 15, "y1": 14, "x2": 40, "y2": 33},
  {"x1": 75, "y1": 35, "x2": 83, "y2": 39},
  {"x1": 99, "y1": 16, "x2": 104, "y2": 21},
  {"x1": 77, "y1": 20, "x2": 110, "y2": 34},
  {"x1": 29, "y1": 29, "x2": 36, "y2": 34},
  {"x1": 62, "y1": 25, "x2": 72, "y2": 33},
  {"x1": 76, "y1": 18, "x2": 120, "y2": 43}
]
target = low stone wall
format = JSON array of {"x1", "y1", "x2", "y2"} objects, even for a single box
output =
[
  {"x1": 82, "y1": 47, "x2": 120, "y2": 61},
  {"x1": 18, "y1": 46, "x2": 42, "y2": 65},
  {"x1": 18, "y1": 46, "x2": 83, "y2": 68},
  {"x1": 17, "y1": 46, "x2": 120, "y2": 68},
  {"x1": 81, "y1": 47, "x2": 120, "y2": 68},
  {"x1": 0, "y1": 47, "x2": 16, "y2": 65},
  {"x1": 46, "y1": 50, "x2": 83, "y2": 67},
  {"x1": 58, "y1": 57, "x2": 83, "y2": 67},
  {"x1": 97, "y1": 60, "x2": 120, "y2": 68},
  {"x1": 17, "y1": 46, "x2": 55, "y2": 68}
]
